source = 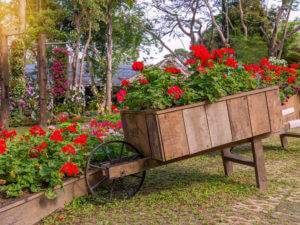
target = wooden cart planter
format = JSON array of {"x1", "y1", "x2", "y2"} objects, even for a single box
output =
[{"x1": 85, "y1": 86, "x2": 283, "y2": 201}]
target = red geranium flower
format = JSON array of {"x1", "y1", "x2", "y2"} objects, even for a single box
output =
[
  {"x1": 116, "y1": 89, "x2": 127, "y2": 103},
  {"x1": 184, "y1": 58, "x2": 197, "y2": 65},
  {"x1": 197, "y1": 66, "x2": 207, "y2": 73},
  {"x1": 190, "y1": 45, "x2": 211, "y2": 64},
  {"x1": 260, "y1": 58, "x2": 270, "y2": 67},
  {"x1": 287, "y1": 76, "x2": 296, "y2": 84},
  {"x1": 121, "y1": 79, "x2": 130, "y2": 87},
  {"x1": 165, "y1": 67, "x2": 181, "y2": 74},
  {"x1": 139, "y1": 78, "x2": 149, "y2": 84},
  {"x1": 225, "y1": 57, "x2": 238, "y2": 69},
  {"x1": 167, "y1": 85, "x2": 184, "y2": 100},
  {"x1": 35, "y1": 141, "x2": 48, "y2": 153},
  {"x1": 61, "y1": 144, "x2": 76, "y2": 155},
  {"x1": 50, "y1": 130, "x2": 63, "y2": 142},
  {"x1": 264, "y1": 76, "x2": 272, "y2": 82},
  {"x1": 73, "y1": 134, "x2": 87, "y2": 145},
  {"x1": 0, "y1": 129, "x2": 17, "y2": 139},
  {"x1": 64, "y1": 124, "x2": 77, "y2": 133},
  {"x1": 132, "y1": 61, "x2": 144, "y2": 71},
  {"x1": 0, "y1": 139, "x2": 6, "y2": 154},
  {"x1": 111, "y1": 105, "x2": 119, "y2": 113},
  {"x1": 290, "y1": 63, "x2": 299, "y2": 69},
  {"x1": 29, "y1": 125, "x2": 46, "y2": 136},
  {"x1": 60, "y1": 162, "x2": 79, "y2": 176}
]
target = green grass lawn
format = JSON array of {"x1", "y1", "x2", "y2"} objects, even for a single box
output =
[{"x1": 41, "y1": 133, "x2": 300, "y2": 225}]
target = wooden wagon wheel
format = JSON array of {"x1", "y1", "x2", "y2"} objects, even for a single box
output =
[{"x1": 85, "y1": 140, "x2": 146, "y2": 202}]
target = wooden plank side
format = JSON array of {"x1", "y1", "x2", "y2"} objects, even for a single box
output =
[
  {"x1": 205, "y1": 101, "x2": 232, "y2": 147},
  {"x1": 266, "y1": 90, "x2": 283, "y2": 133},
  {"x1": 146, "y1": 114, "x2": 164, "y2": 161},
  {"x1": 158, "y1": 111, "x2": 189, "y2": 161},
  {"x1": 121, "y1": 112, "x2": 151, "y2": 157},
  {"x1": 282, "y1": 95, "x2": 300, "y2": 122},
  {"x1": 183, "y1": 106, "x2": 211, "y2": 153},
  {"x1": 247, "y1": 93, "x2": 271, "y2": 136},
  {"x1": 227, "y1": 96, "x2": 253, "y2": 141}
]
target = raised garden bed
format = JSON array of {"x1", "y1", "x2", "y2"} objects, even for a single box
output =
[{"x1": 0, "y1": 174, "x2": 98, "y2": 225}]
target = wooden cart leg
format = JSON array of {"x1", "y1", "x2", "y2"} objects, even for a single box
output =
[
  {"x1": 280, "y1": 134, "x2": 288, "y2": 150},
  {"x1": 251, "y1": 139, "x2": 267, "y2": 190},
  {"x1": 221, "y1": 148, "x2": 233, "y2": 176}
]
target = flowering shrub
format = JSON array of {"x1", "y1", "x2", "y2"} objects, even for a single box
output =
[
  {"x1": 0, "y1": 117, "x2": 123, "y2": 199},
  {"x1": 50, "y1": 48, "x2": 69, "y2": 99},
  {"x1": 117, "y1": 45, "x2": 299, "y2": 110}
]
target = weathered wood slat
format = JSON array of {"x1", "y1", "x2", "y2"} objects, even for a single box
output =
[
  {"x1": 266, "y1": 90, "x2": 283, "y2": 132},
  {"x1": 122, "y1": 112, "x2": 151, "y2": 157},
  {"x1": 205, "y1": 101, "x2": 232, "y2": 147},
  {"x1": 227, "y1": 96, "x2": 253, "y2": 141},
  {"x1": 146, "y1": 114, "x2": 164, "y2": 160},
  {"x1": 158, "y1": 111, "x2": 189, "y2": 161},
  {"x1": 183, "y1": 106, "x2": 211, "y2": 154},
  {"x1": 247, "y1": 93, "x2": 271, "y2": 136}
]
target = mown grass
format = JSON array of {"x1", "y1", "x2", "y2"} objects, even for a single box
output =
[{"x1": 41, "y1": 133, "x2": 300, "y2": 225}]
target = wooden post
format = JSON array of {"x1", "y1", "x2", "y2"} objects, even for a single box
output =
[
  {"x1": 0, "y1": 27, "x2": 10, "y2": 128},
  {"x1": 221, "y1": 148, "x2": 233, "y2": 176},
  {"x1": 251, "y1": 138, "x2": 267, "y2": 190},
  {"x1": 37, "y1": 33, "x2": 48, "y2": 126},
  {"x1": 105, "y1": 2, "x2": 113, "y2": 114}
]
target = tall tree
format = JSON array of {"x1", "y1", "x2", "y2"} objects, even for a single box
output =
[{"x1": 0, "y1": 26, "x2": 10, "y2": 128}]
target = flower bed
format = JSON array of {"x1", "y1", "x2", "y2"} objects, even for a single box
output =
[{"x1": 0, "y1": 115, "x2": 122, "y2": 199}]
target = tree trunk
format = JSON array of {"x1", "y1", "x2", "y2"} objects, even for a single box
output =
[
  {"x1": 0, "y1": 27, "x2": 10, "y2": 128},
  {"x1": 105, "y1": 3, "x2": 113, "y2": 114},
  {"x1": 19, "y1": 0, "x2": 26, "y2": 77},
  {"x1": 277, "y1": 1, "x2": 293, "y2": 58},
  {"x1": 238, "y1": 0, "x2": 248, "y2": 38},
  {"x1": 79, "y1": 22, "x2": 92, "y2": 86},
  {"x1": 37, "y1": 33, "x2": 48, "y2": 126},
  {"x1": 269, "y1": 5, "x2": 285, "y2": 56},
  {"x1": 72, "y1": 15, "x2": 80, "y2": 86},
  {"x1": 204, "y1": 0, "x2": 228, "y2": 47}
]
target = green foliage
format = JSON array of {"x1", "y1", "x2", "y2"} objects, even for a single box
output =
[{"x1": 231, "y1": 35, "x2": 268, "y2": 64}]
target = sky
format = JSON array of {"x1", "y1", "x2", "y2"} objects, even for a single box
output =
[{"x1": 138, "y1": 0, "x2": 300, "y2": 64}]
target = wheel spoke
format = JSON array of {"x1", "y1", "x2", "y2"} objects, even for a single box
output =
[{"x1": 91, "y1": 176, "x2": 107, "y2": 191}]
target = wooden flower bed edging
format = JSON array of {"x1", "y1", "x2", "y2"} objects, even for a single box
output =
[{"x1": 0, "y1": 175, "x2": 92, "y2": 225}]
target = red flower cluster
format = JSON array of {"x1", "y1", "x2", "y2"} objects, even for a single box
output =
[
  {"x1": 211, "y1": 47, "x2": 235, "y2": 60},
  {"x1": 0, "y1": 139, "x2": 6, "y2": 154},
  {"x1": 61, "y1": 144, "x2": 76, "y2": 155},
  {"x1": 111, "y1": 105, "x2": 119, "y2": 113},
  {"x1": 50, "y1": 130, "x2": 63, "y2": 142},
  {"x1": 190, "y1": 45, "x2": 211, "y2": 66},
  {"x1": 73, "y1": 134, "x2": 87, "y2": 145},
  {"x1": 0, "y1": 129, "x2": 17, "y2": 140},
  {"x1": 197, "y1": 66, "x2": 207, "y2": 74},
  {"x1": 225, "y1": 58, "x2": 238, "y2": 69},
  {"x1": 116, "y1": 89, "x2": 127, "y2": 103},
  {"x1": 167, "y1": 85, "x2": 184, "y2": 100},
  {"x1": 34, "y1": 141, "x2": 48, "y2": 153},
  {"x1": 164, "y1": 67, "x2": 181, "y2": 74},
  {"x1": 64, "y1": 124, "x2": 77, "y2": 133},
  {"x1": 184, "y1": 58, "x2": 197, "y2": 65},
  {"x1": 138, "y1": 78, "x2": 149, "y2": 84},
  {"x1": 60, "y1": 162, "x2": 79, "y2": 176},
  {"x1": 29, "y1": 125, "x2": 46, "y2": 136},
  {"x1": 121, "y1": 79, "x2": 130, "y2": 87},
  {"x1": 287, "y1": 76, "x2": 296, "y2": 84},
  {"x1": 132, "y1": 61, "x2": 144, "y2": 71},
  {"x1": 290, "y1": 63, "x2": 299, "y2": 69}
]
